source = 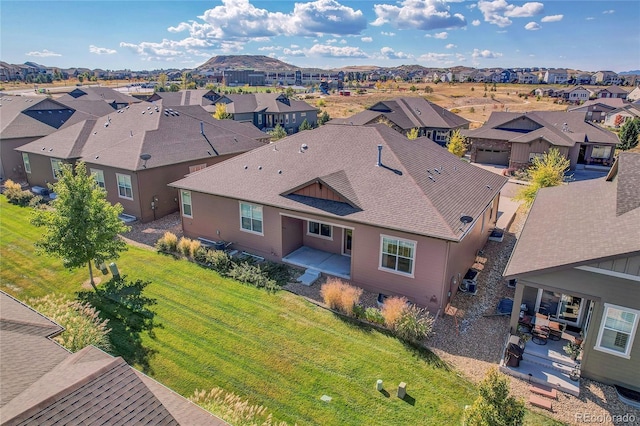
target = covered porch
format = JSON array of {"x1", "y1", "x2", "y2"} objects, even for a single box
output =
[{"x1": 282, "y1": 246, "x2": 351, "y2": 279}]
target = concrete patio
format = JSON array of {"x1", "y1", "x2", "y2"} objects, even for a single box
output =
[{"x1": 282, "y1": 246, "x2": 351, "y2": 280}]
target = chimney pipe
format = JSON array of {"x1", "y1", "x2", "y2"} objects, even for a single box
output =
[
  {"x1": 200, "y1": 121, "x2": 204, "y2": 135},
  {"x1": 377, "y1": 144, "x2": 383, "y2": 166}
]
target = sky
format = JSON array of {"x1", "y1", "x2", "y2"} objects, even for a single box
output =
[{"x1": 1, "y1": 0, "x2": 639, "y2": 72}]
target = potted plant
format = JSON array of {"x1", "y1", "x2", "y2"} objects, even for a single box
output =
[{"x1": 563, "y1": 341, "x2": 582, "y2": 360}]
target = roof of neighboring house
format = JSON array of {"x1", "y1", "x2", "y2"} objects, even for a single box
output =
[
  {"x1": 56, "y1": 86, "x2": 142, "y2": 106},
  {"x1": 170, "y1": 124, "x2": 507, "y2": 242},
  {"x1": 0, "y1": 292, "x2": 225, "y2": 425},
  {"x1": 597, "y1": 85, "x2": 628, "y2": 94},
  {"x1": 504, "y1": 152, "x2": 640, "y2": 278},
  {"x1": 568, "y1": 98, "x2": 626, "y2": 111},
  {"x1": 0, "y1": 96, "x2": 115, "y2": 140},
  {"x1": 606, "y1": 103, "x2": 640, "y2": 117},
  {"x1": 463, "y1": 111, "x2": 619, "y2": 146},
  {"x1": 329, "y1": 97, "x2": 469, "y2": 131},
  {"x1": 147, "y1": 90, "x2": 220, "y2": 107},
  {"x1": 16, "y1": 102, "x2": 269, "y2": 171},
  {"x1": 216, "y1": 93, "x2": 316, "y2": 115}
]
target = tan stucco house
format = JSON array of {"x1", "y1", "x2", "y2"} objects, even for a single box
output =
[
  {"x1": 170, "y1": 124, "x2": 507, "y2": 311},
  {"x1": 504, "y1": 152, "x2": 640, "y2": 394}
]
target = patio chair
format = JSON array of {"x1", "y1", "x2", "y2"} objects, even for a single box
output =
[{"x1": 531, "y1": 325, "x2": 550, "y2": 345}]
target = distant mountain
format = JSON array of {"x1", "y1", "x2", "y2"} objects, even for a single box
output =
[
  {"x1": 620, "y1": 70, "x2": 640, "y2": 75},
  {"x1": 197, "y1": 55, "x2": 297, "y2": 71}
]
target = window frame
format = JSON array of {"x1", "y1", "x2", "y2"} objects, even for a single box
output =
[
  {"x1": 378, "y1": 235, "x2": 416, "y2": 277},
  {"x1": 307, "y1": 220, "x2": 332, "y2": 240},
  {"x1": 181, "y1": 190, "x2": 193, "y2": 218},
  {"x1": 116, "y1": 173, "x2": 133, "y2": 200},
  {"x1": 90, "y1": 168, "x2": 105, "y2": 189},
  {"x1": 22, "y1": 153, "x2": 31, "y2": 174},
  {"x1": 594, "y1": 303, "x2": 639, "y2": 359},
  {"x1": 50, "y1": 158, "x2": 63, "y2": 180},
  {"x1": 239, "y1": 202, "x2": 264, "y2": 235},
  {"x1": 188, "y1": 163, "x2": 207, "y2": 174},
  {"x1": 591, "y1": 145, "x2": 612, "y2": 159}
]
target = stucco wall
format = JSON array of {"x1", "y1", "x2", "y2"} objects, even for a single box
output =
[{"x1": 3, "y1": 137, "x2": 38, "y2": 181}]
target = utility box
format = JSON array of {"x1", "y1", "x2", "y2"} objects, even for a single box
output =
[
  {"x1": 109, "y1": 262, "x2": 120, "y2": 278},
  {"x1": 397, "y1": 382, "x2": 407, "y2": 399}
]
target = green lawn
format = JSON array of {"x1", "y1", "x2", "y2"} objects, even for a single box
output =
[{"x1": 0, "y1": 197, "x2": 563, "y2": 425}]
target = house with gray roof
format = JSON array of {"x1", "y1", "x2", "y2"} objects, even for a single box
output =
[
  {"x1": 329, "y1": 97, "x2": 469, "y2": 146},
  {"x1": 56, "y1": 86, "x2": 142, "y2": 110},
  {"x1": 169, "y1": 124, "x2": 507, "y2": 309},
  {"x1": 568, "y1": 98, "x2": 626, "y2": 123},
  {"x1": 603, "y1": 103, "x2": 640, "y2": 128},
  {"x1": 16, "y1": 102, "x2": 269, "y2": 222},
  {"x1": 0, "y1": 291, "x2": 225, "y2": 425},
  {"x1": 212, "y1": 93, "x2": 317, "y2": 134},
  {"x1": 595, "y1": 85, "x2": 629, "y2": 100},
  {"x1": 146, "y1": 89, "x2": 221, "y2": 109},
  {"x1": 503, "y1": 152, "x2": 640, "y2": 396},
  {"x1": 464, "y1": 111, "x2": 619, "y2": 169}
]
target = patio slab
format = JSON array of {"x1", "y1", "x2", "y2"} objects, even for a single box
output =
[{"x1": 283, "y1": 246, "x2": 351, "y2": 279}]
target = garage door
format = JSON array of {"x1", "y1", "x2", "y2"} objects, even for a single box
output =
[{"x1": 475, "y1": 148, "x2": 509, "y2": 165}]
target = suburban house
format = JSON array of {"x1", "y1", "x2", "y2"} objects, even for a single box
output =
[
  {"x1": 0, "y1": 95, "x2": 115, "y2": 182},
  {"x1": 56, "y1": 86, "x2": 142, "y2": 110},
  {"x1": 517, "y1": 72, "x2": 539, "y2": 84},
  {"x1": 568, "y1": 98, "x2": 626, "y2": 123},
  {"x1": 212, "y1": 93, "x2": 317, "y2": 134},
  {"x1": 463, "y1": 111, "x2": 619, "y2": 169},
  {"x1": 595, "y1": 86, "x2": 629, "y2": 100},
  {"x1": 591, "y1": 71, "x2": 622, "y2": 86},
  {"x1": 169, "y1": 124, "x2": 507, "y2": 311},
  {"x1": 146, "y1": 89, "x2": 221, "y2": 110},
  {"x1": 533, "y1": 87, "x2": 555, "y2": 97},
  {"x1": 543, "y1": 69, "x2": 569, "y2": 84},
  {"x1": 16, "y1": 103, "x2": 269, "y2": 222},
  {"x1": 328, "y1": 97, "x2": 470, "y2": 146},
  {"x1": 627, "y1": 87, "x2": 640, "y2": 102},
  {"x1": 503, "y1": 152, "x2": 640, "y2": 395},
  {"x1": 0, "y1": 291, "x2": 224, "y2": 425},
  {"x1": 603, "y1": 103, "x2": 640, "y2": 128},
  {"x1": 553, "y1": 86, "x2": 591, "y2": 103},
  {"x1": 573, "y1": 73, "x2": 594, "y2": 85}
]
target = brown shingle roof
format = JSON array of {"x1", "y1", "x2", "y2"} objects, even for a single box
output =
[
  {"x1": 218, "y1": 93, "x2": 316, "y2": 114},
  {"x1": 503, "y1": 152, "x2": 640, "y2": 278},
  {"x1": 171, "y1": 124, "x2": 507, "y2": 241}
]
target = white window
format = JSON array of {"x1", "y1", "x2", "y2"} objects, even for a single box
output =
[
  {"x1": 308, "y1": 221, "x2": 332, "y2": 239},
  {"x1": 595, "y1": 304, "x2": 639, "y2": 358},
  {"x1": 188, "y1": 164, "x2": 207, "y2": 174},
  {"x1": 181, "y1": 190, "x2": 192, "y2": 218},
  {"x1": 116, "y1": 173, "x2": 133, "y2": 200},
  {"x1": 258, "y1": 114, "x2": 262, "y2": 125},
  {"x1": 591, "y1": 146, "x2": 612, "y2": 159},
  {"x1": 379, "y1": 235, "x2": 416, "y2": 276},
  {"x1": 240, "y1": 202, "x2": 263, "y2": 234},
  {"x1": 285, "y1": 114, "x2": 289, "y2": 124},
  {"x1": 301, "y1": 112, "x2": 306, "y2": 117},
  {"x1": 51, "y1": 158, "x2": 63, "y2": 179},
  {"x1": 292, "y1": 114, "x2": 296, "y2": 124},
  {"x1": 22, "y1": 153, "x2": 31, "y2": 174},
  {"x1": 529, "y1": 152, "x2": 545, "y2": 163},
  {"x1": 90, "y1": 168, "x2": 105, "y2": 189}
]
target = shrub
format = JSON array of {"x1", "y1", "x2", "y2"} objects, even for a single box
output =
[
  {"x1": 464, "y1": 368, "x2": 525, "y2": 426},
  {"x1": 177, "y1": 237, "x2": 193, "y2": 257},
  {"x1": 227, "y1": 262, "x2": 278, "y2": 292},
  {"x1": 469, "y1": 107, "x2": 475, "y2": 113},
  {"x1": 316, "y1": 99, "x2": 326, "y2": 107},
  {"x1": 4, "y1": 179, "x2": 35, "y2": 206},
  {"x1": 364, "y1": 307, "x2": 385, "y2": 325},
  {"x1": 320, "y1": 278, "x2": 362, "y2": 316},
  {"x1": 450, "y1": 108, "x2": 461, "y2": 113},
  {"x1": 205, "y1": 250, "x2": 233, "y2": 274},
  {"x1": 156, "y1": 231, "x2": 178, "y2": 252},
  {"x1": 189, "y1": 239, "x2": 202, "y2": 257},
  {"x1": 380, "y1": 296, "x2": 407, "y2": 329},
  {"x1": 352, "y1": 304, "x2": 365, "y2": 319},
  {"x1": 260, "y1": 261, "x2": 292, "y2": 286},
  {"x1": 394, "y1": 305, "x2": 435, "y2": 343},
  {"x1": 28, "y1": 195, "x2": 44, "y2": 208},
  {"x1": 193, "y1": 247, "x2": 208, "y2": 263}
]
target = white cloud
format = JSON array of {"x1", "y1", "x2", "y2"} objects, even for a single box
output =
[
  {"x1": 524, "y1": 22, "x2": 541, "y2": 30},
  {"x1": 26, "y1": 49, "x2": 61, "y2": 57},
  {"x1": 308, "y1": 44, "x2": 368, "y2": 58},
  {"x1": 258, "y1": 46, "x2": 281, "y2": 51},
  {"x1": 586, "y1": 17, "x2": 595, "y2": 21},
  {"x1": 477, "y1": 0, "x2": 544, "y2": 27},
  {"x1": 89, "y1": 45, "x2": 117, "y2": 55},
  {"x1": 326, "y1": 38, "x2": 338, "y2": 43},
  {"x1": 541, "y1": 14, "x2": 563, "y2": 23},
  {"x1": 283, "y1": 48, "x2": 306, "y2": 57},
  {"x1": 290, "y1": 44, "x2": 299, "y2": 48},
  {"x1": 361, "y1": 36, "x2": 373, "y2": 42},
  {"x1": 379, "y1": 46, "x2": 414, "y2": 60},
  {"x1": 445, "y1": 43, "x2": 457, "y2": 49},
  {"x1": 471, "y1": 48, "x2": 502, "y2": 59},
  {"x1": 472, "y1": 19, "x2": 481, "y2": 26},
  {"x1": 602, "y1": 9, "x2": 615, "y2": 14},
  {"x1": 120, "y1": 37, "x2": 217, "y2": 61},
  {"x1": 426, "y1": 31, "x2": 448, "y2": 39},
  {"x1": 418, "y1": 52, "x2": 455, "y2": 65},
  {"x1": 340, "y1": 39, "x2": 347, "y2": 44},
  {"x1": 381, "y1": 31, "x2": 396, "y2": 36},
  {"x1": 372, "y1": 0, "x2": 466, "y2": 31}
]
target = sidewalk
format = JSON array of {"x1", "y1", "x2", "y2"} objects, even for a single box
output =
[{"x1": 496, "y1": 196, "x2": 521, "y2": 231}]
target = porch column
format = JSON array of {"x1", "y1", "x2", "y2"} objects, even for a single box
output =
[{"x1": 509, "y1": 282, "x2": 525, "y2": 333}]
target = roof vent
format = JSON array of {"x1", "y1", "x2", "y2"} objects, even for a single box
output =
[
  {"x1": 140, "y1": 153, "x2": 151, "y2": 168},
  {"x1": 244, "y1": 165, "x2": 248, "y2": 169},
  {"x1": 428, "y1": 175, "x2": 435, "y2": 182},
  {"x1": 460, "y1": 215, "x2": 473, "y2": 224},
  {"x1": 258, "y1": 166, "x2": 262, "y2": 170},
  {"x1": 278, "y1": 170, "x2": 282, "y2": 174}
]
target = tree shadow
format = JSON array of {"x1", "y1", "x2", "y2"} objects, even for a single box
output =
[{"x1": 78, "y1": 275, "x2": 159, "y2": 373}]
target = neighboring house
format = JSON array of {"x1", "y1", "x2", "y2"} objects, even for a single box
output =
[
  {"x1": 147, "y1": 89, "x2": 221, "y2": 110},
  {"x1": 554, "y1": 86, "x2": 591, "y2": 102},
  {"x1": 533, "y1": 87, "x2": 555, "y2": 97},
  {"x1": 328, "y1": 97, "x2": 469, "y2": 146},
  {"x1": 573, "y1": 73, "x2": 593, "y2": 85},
  {"x1": 603, "y1": 104, "x2": 640, "y2": 128},
  {"x1": 591, "y1": 71, "x2": 622, "y2": 85},
  {"x1": 0, "y1": 291, "x2": 224, "y2": 425},
  {"x1": 594, "y1": 86, "x2": 629, "y2": 100},
  {"x1": 56, "y1": 86, "x2": 142, "y2": 110},
  {"x1": 568, "y1": 98, "x2": 626, "y2": 123},
  {"x1": 16, "y1": 103, "x2": 269, "y2": 222},
  {"x1": 544, "y1": 69, "x2": 569, "y2": 84},
  {"x1": 627, "y1": 87, "x2": 640, "y2": 102},
  {"x1": 503, "y1": 152, "x2": 640, "y2": 394},
  {"x1": 212, "y1": 93, "x2": 317, "y2": 134},
  {"x1": 0, "y1": 95, "x2": 115, "y2": 182},
  {"x1": 464, "y1": 111, "x2": 619, "y2": 169},
  {"x1": 517, "y1": 72, "x2": 538, "y2": 84},
  {"x1": 169, "y1": 124, "x2": 507, "y2": 311}
]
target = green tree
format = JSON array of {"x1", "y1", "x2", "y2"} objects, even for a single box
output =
[
  {"x1": 618, "y1": 117, "x2": 640, "y2": 150},
  {"x1": 407, "y1": 128, "x2": 419, "y2": 140},
  {"x1": 32, "y1": 162, "x2": 129, "y2": 291},
  {"x1": 168, "y1": 83, "x2": 180, "y2": 92},
  {"x1": 318, "y1": 111, "x2": 331, "y2": 125},
  {"x1": 298, "y1": 118, "x2": 313, "y2": 131},
  {"x1": 446, "y1": 129, "x2": 467, "y2": 157},
  {"x1": 464, "y1": 368, "x2": 525, "y2": 426},
  {"x1": 409, "y1": 85, "x2": 417, "y2": 92},
  {"x1": 157, "y1": 73, "x2": 167, "y2": 89},
  {"x1": 515, "y1": 148, "x2": 570, "y2": 207},
  {"x1": 269, "y1": 124, "x2": 287, "y2": 141},
  {"x1": 213, "y1": 103, "x2": 232, "y2": 120}
]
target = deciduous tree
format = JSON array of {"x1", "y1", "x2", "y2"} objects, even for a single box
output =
[
  {"x1": 464, "y1": 368, "x2": 525, "y2": 426},
  {"x1": 515, "y1": 148, "x2": 570, "y2": 207},
  {"x1": 32, "y1": 162, "x2": 129, "y2": 290},
  {"x1": 407, "y1": 128, "x2": 419, "y2": 140},
  {"x1": 446, "y1": 129, "x2": 467, "y2": 157},
  {"x1": 213, "y1": 103, "x2": 232, "y2": 120}
]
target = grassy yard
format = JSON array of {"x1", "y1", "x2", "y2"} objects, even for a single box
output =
[{"x1": 0, "y1": 197, "x2": 563, "y2": 425}]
